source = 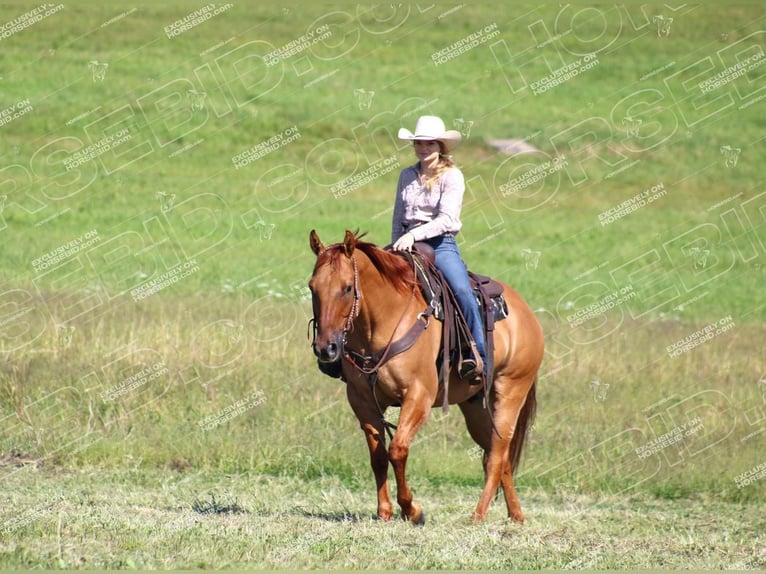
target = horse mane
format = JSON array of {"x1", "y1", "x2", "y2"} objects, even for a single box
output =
[
  {"x1": 320, "y1": 233, "x2": 417, "y2": 294},
  {"x1": 355, "y1": 240, "x2": 417, "y2": 293}
]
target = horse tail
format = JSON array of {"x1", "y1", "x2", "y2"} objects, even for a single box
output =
[{"x1": 509, "y1": 376, "x2": 537, "y2": 475}]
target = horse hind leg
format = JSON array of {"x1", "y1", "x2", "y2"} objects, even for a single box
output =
[
  {"x1": 459, "y1": 395, "x2": 493, "y2": 462},
  {"x1": 499, "y1": 378, "x2": 537, "y2": 523},
  {"x1": 469, "y1": 375, "x2": 537, "y2": 523},
  {"x1": 458, "y1": 395, "x2": 500, "y2": 511}
]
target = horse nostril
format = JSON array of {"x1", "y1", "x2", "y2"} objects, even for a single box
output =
[{"x1": 314, "y1": 340, "x2": 340, "y2": 362}]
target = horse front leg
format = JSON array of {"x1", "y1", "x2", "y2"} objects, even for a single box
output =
[
  {"x1": 388, "y1": 390, "x2": 429, "y2": 525},
  {"x1": 347, "y1": 383, "x2": 394, "y2": 521}
]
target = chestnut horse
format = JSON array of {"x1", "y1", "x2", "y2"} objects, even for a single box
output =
[{"x1": 308, "y1": 229, "x2": 544, "y2": 523}]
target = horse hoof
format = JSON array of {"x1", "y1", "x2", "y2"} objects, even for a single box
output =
[{"x1": 401, "y1": 505, "x2": 426, "y2": 526}]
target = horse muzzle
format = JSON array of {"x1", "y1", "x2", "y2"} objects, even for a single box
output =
[{"x1": 313, "y1": 333, "x2": 344, "y2": 363}]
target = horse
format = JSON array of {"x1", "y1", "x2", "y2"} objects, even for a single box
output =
[{"x1": 308, "y1": 229, "x2": 544, "y2": 524}]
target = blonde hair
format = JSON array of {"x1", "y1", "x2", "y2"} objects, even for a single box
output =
[{"x1": 421, "y1": 142, "x2": 455, "y2": 191}]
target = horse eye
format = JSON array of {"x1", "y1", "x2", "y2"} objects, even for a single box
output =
[{"x1": 344, "y1": 285, "x2": 352, "y2": 295}]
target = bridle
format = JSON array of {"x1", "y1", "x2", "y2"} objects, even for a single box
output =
[
  {"x1": 309, "y1": 247, "x2": 439, "y2": 439},
  {"x1": 309, "y1": 253, "x2": 426, "y2": 377},
  {"x1": 310, "y1": 251, "x2": 432, "y2": 379},
  {"x1": 308, "y1": 248, "x2": 361, "y2": 354},
  {"x1": 344, "y1": 253, "x2": 361, "y2": 334}
]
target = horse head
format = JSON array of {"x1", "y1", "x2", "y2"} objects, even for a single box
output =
[{"x1": 308, "y1": 229, "x2": 361, "y2": 364}]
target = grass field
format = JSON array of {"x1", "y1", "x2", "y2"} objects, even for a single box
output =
[{"x1": 1, "y1": 2, "x2": 765, "y2": 569}]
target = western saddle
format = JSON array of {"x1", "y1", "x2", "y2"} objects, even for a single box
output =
[{"x1": 313, "y1": 241, "x2": 509, "y2": 414}]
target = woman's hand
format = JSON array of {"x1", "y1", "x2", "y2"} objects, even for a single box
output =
[{"x1": 392, "y1": 232, "x2": 415, "y2": 252}]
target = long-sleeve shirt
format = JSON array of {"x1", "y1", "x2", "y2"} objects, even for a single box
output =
[{"x1": 391, "y1": 163, "x2": 465, "y2": 243}]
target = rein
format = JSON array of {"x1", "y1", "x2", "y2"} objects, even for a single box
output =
[
  {"x1": 309, "y1": 251, "x2": 433, "y2": 439},
  {"x1": 343, "y1": 258, "x2": 424, "y2": 375}
]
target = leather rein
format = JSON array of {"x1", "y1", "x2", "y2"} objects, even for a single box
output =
[{"x1": 310, "y1": 252, "x2": 433, "y2": 381}]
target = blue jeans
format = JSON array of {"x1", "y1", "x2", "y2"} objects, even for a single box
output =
[{"x1": 423, "y1": 235, "x2": 487, "y2": 369}]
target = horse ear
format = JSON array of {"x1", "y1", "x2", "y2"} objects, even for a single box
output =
[
  {"x1": 342, "y1": 229, "x2": 356, "y2": 257},
  {"x1": 309, "y1": 229, "x2": 324, "y2": 256}
]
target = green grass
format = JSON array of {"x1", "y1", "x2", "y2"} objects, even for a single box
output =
[
  {"x1": 2, "y1": 468, "x2": 765, "y2": 569},
  {"x1": 1, "y1": 2, "x2": 765, "y2": 569}
]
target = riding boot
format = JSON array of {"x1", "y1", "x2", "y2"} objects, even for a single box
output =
[{"x1": 458, "y1": 342, "x2": 485, "y2": 382}]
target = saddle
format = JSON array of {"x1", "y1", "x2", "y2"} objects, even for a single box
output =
[
  {"x1": 313, "y1": 242, "x2": 509, "y2": 415},
  {"x1": 404, "y1": 242, "x2": 509, "y2": 407}
]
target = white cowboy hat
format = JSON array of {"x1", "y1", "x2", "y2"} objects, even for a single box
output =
[{"x1": 398, "y1": 115, "x2": 462, "y2": 151}]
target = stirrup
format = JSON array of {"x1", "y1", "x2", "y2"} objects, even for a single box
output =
[{"x1": 458, "y1": 354, "x2": 484, "y2": 382}]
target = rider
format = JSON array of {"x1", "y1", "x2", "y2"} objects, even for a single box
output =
[{"x1": 390, "y1": 115, "x2": 486, "y2": 381}]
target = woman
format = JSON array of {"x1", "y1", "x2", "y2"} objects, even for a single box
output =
[{"x1": 391, "y1": 115, "x2": 486, "y2": 381}]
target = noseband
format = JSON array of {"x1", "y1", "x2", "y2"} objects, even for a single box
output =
[{"x1": 310, "y1": 250, "x2": 432, "y2": 382}]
